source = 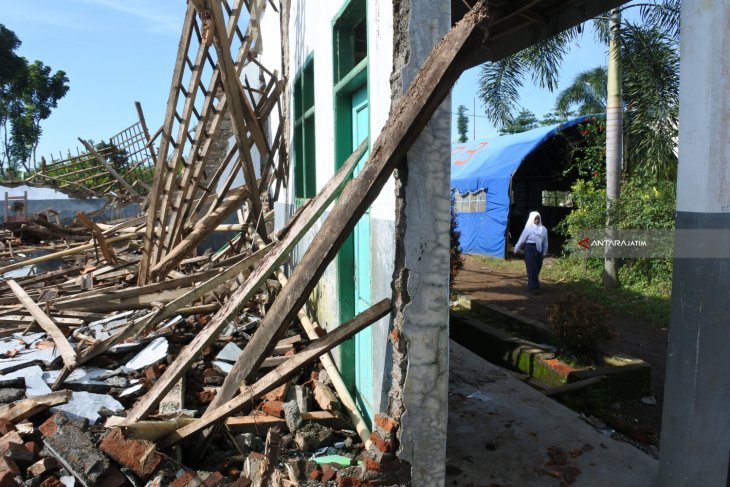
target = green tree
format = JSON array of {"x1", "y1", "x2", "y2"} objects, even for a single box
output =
[
  {"x1": 499, "y1": 109, "x2": 538, "y2": 135},
  {"x1": 0, "y1": 24, "x2": 69, "y2": 176},
  {"x1": 456, "y1": 104, "x2": 469, "y2": 143},
  {"x1": 478, "y1": 0, "x2": 680, "y2": 288},
  {"x1": 555, "y1": 67, "x2": 608, "y2": 116}
]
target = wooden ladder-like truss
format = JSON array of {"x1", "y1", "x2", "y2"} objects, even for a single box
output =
[{"x1": 139, "y1": 0, "x2": 285, "y2": 285}]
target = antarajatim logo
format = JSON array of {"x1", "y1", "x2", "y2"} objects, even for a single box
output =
[{"x1": 577, "y1": 237, "x2": 590, "y2": 249}]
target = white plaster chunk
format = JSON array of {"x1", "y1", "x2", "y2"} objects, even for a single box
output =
[
  {"x1": 14, "y1": 332, "x2": 46, "y2": 345},
  {"x1": 44, "y1": 367, "x2": 110, "y2": 388},
  {"x1": 212, "y1": 360, "x2": 233, "y2": 375},
  {"x1": 0, "y1": 338, "x2": 23, "y2": 355},
  {"x1": 51, "y1": 391, "x2": 124, "y2": 425},
  {"x1": 2, "y1": 365, "x2": 52, "y2": 397},
  {"x1": 216, "y1": 342, "x2": 243, "y2": 363},
  {"x1": 120, "y1": 383, "x2": 145, "y2": 398},
  {"x1": 125, "y1": 337, "x2": 168, "y2": 370}
]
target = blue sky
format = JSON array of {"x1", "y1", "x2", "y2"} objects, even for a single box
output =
[
  {"x1": 450, "y1": 39, "x2": 610, "y2": 143},
  {"x1": 4, "y1": 1, "x2": 612, "y2": 160},
  {"x1": 3, "y1": 0, "x2": 184, "y2": 161}
]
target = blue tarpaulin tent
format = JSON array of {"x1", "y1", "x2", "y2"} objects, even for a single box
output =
[{"x1": 451, "y1": 116, "x2": 591, "y2": 257}]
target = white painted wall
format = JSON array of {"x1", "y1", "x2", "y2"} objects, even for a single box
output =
[{"x1": 278, "y1": 0, "x2": 396, "y2": 416}]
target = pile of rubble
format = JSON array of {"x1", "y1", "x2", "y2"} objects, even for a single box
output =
[{"x1": 0, "y1": 212, "x2": 399, "y2": 486}]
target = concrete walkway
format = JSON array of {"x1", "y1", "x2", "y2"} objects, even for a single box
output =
[{"x1": 447, "y1": 341, "x2": 657, "y2": 486}]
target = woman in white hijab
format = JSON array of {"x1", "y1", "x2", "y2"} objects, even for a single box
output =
[{"x1": 513, "y1": 211, "x2": 548, "y2": 294}]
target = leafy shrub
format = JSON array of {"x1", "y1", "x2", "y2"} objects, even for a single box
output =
[
  {"x1": 556, "y1": 178, "x2": 675, "y2": 295},
  {"x1": 546, "y1": 292, "x2": 611, "y2": 353}
]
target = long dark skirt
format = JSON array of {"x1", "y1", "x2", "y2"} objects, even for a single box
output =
[{"x1": 524, "y1": 243, "x2": 543, "y2": 290}]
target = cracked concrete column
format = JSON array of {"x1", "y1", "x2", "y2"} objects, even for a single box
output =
[{"x1": 389, "y1": 1, "x2": 451, "y2": 485}]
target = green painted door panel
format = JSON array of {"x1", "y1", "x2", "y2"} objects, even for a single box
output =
[{"x1": 351, "y1": 84, "x2": 373, "y2": 422}]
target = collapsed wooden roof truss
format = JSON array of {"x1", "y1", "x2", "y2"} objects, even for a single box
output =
[{"x1": 138, "y1": 0, "x2": 284, "y2": 285}]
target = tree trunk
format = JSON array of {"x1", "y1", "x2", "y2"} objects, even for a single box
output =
[{"x1": 603, "y1": 8, "x2": 622, "y2": 288}]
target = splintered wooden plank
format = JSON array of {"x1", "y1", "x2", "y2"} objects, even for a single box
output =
[
  {"x1": 151, "y1": 182, "x2": 256, "y2": 279},
  {"x1": 0, "y1": 390, "x2": 72, "y2": 423},
  {"x1": 201, "y1": 2, "x2": 489, "y2": 424},
  {"x1": 76, "y1": 212, "x2": 117, "y2": 265},
  {"x1": 6, "y1": 280, "x2": 77, "y2": 369},
  {"x1": 157, "y1": 299, "x2": 391, "y2": 447},
  {"x1": 122, "y1": 142, "x2": 365, "y2": 423}
]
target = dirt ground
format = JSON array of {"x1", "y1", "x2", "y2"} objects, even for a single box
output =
[{"x1": 453, "y1": 254, "x2": 669, "y2": 448}]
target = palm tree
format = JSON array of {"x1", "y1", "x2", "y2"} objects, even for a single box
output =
[
  {"x1": 555, "y1": 67, "x2": 607, "y2": 116},
  {"x1": 478, "y1": 0, "x2": 680, "y2": 288}
]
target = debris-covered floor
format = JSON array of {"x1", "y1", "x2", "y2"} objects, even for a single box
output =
[
  {"x1": 447, "y1": 341, "x2": 657, "y2": 486},
  {"x1": 0, "y1": 212, "x2": 394, "y2": 486}
]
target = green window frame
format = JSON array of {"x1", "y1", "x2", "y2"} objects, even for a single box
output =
[{"x1": 293, "y1": 56, "x2": 316, "y2": 199}]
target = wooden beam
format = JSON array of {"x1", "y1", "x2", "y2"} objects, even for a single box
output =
[
  {"x1": 156, "y1": 299, "x2": 391, "y2": 447},
  {"x1": 138, "y1": 3, "x2": 197, "y2": 284},
  {"x1": 150, "y1": 184, "x2": 251, "y2": 279},
  {"x1": 0, "y1": 390, "x2": 71, "y2": 423},
  {"x1": 0, "y1": 233, "x2": 139, "y2": 275},
  {"x1": 201, "y1": 0, "x2": 266, "y2": 235},
  {"x1": 76, "y1": 212, "x2": 117, "y2": 264},
  {"x1": 204, "y1": 2, "x2": 488, "y2": 419},
  {"x1": 6, "y1": 280, "x2": 77, "y2": 370},
  {"x1": 123, "y1": 141, "x2": 366, "y2": 422}
]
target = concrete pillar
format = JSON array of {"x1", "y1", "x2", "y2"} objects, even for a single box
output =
[
  {"x1": 389, "y1": 1, "x2": 451, "y2": 485},
  {"x1": 657, "y1": 1, "x2": 730, "y2": 485}
]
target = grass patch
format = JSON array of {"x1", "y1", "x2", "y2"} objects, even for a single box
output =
[{"x1": 468, "y1": 254, "x2": 670, "y2": 327}]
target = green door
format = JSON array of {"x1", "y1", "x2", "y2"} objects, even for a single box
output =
[{"x1": 351, "y1": 85, "x2": 373, "y2": 421}]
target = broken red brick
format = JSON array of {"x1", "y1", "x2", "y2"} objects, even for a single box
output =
[
  {"x1": 263, "y1": 383, "x2": 289, "y2": 402},
  {"x1": 99, "y1": 428, "x2": 162, "y2": 479},
  {"x1": 0, "y1": 470, "x2": 16, "y2": 487},
  {"x1": 196, "y1": 389, "x2": 217, "y2": 404},
  {"x1": 0, "y1": 420, "x2": 16, "y2": 437},
  {"x1": 373, "y1": 414, "x2": 398, "y2": 435},
  {"x1": 232, "y1": 478, "x2": 251, "y2": 487},
  {"x1": 144, "y1": 364, "x2": 165, "y2": 381},
  {"x1": 169, "y1": 471, "x2": 196, "y2": 487},
  {"x1": 202, "y1": 471, "x2": 225, "y2": 486},
  {"x1": 0, "y1": 457, "x2": 20, "y2": 476},
  {"x1": 38, "y1": 415, "x2": 59, "y2": 437},
  {"x1": 38, "y1": 477, "x2": 62, "y2": 487},
  {"x1": 369, "y1": 431, "x2": 396, "y2": 453},
  {"x1": 23, "y1": 442, "x2": 40, "y2": 458},
  {"x1": 96, "y1": 466, "x2": 128, "y2": 487},
  {"x1": 0, "y1": 432, "x2": 23, "y2": 456},
  {"x1": 309, "y1": 468, "x2": 323, "y2": 481},
  {"x1": 261, "y1": 400, "x2": 285, "y2": 418},
  {"x1": 321, "y1": 464, "x2": 338, "y2": 483},
  {"x1": 362, "y1": 451, "x2": 400, "y2": 473},
  {"x1": 3, "y1": 444, "x2": 33, "y2": 467},
  {"x1": 390, "y1": 328, "x2": 399, "y2": 345}
]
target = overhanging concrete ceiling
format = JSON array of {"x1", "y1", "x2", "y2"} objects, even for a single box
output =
[{"x1": 453, "y1": 0, "x2": 632, "y2": 69}]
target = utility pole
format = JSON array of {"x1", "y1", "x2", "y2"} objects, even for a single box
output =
[
  {"x1": 473, "y1": 97, "x2": 476, "y2": 140},
  {"x1": 657, "y1": 1, "x2": 730, "y2": 485}
]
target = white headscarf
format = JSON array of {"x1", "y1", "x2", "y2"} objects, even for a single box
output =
[
  {"x1": 525, "y1": 211, "x2": 546, "y2": 234},
  {"x1": 524, "y1": 211, "x2": 547, "y2": 251}
]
